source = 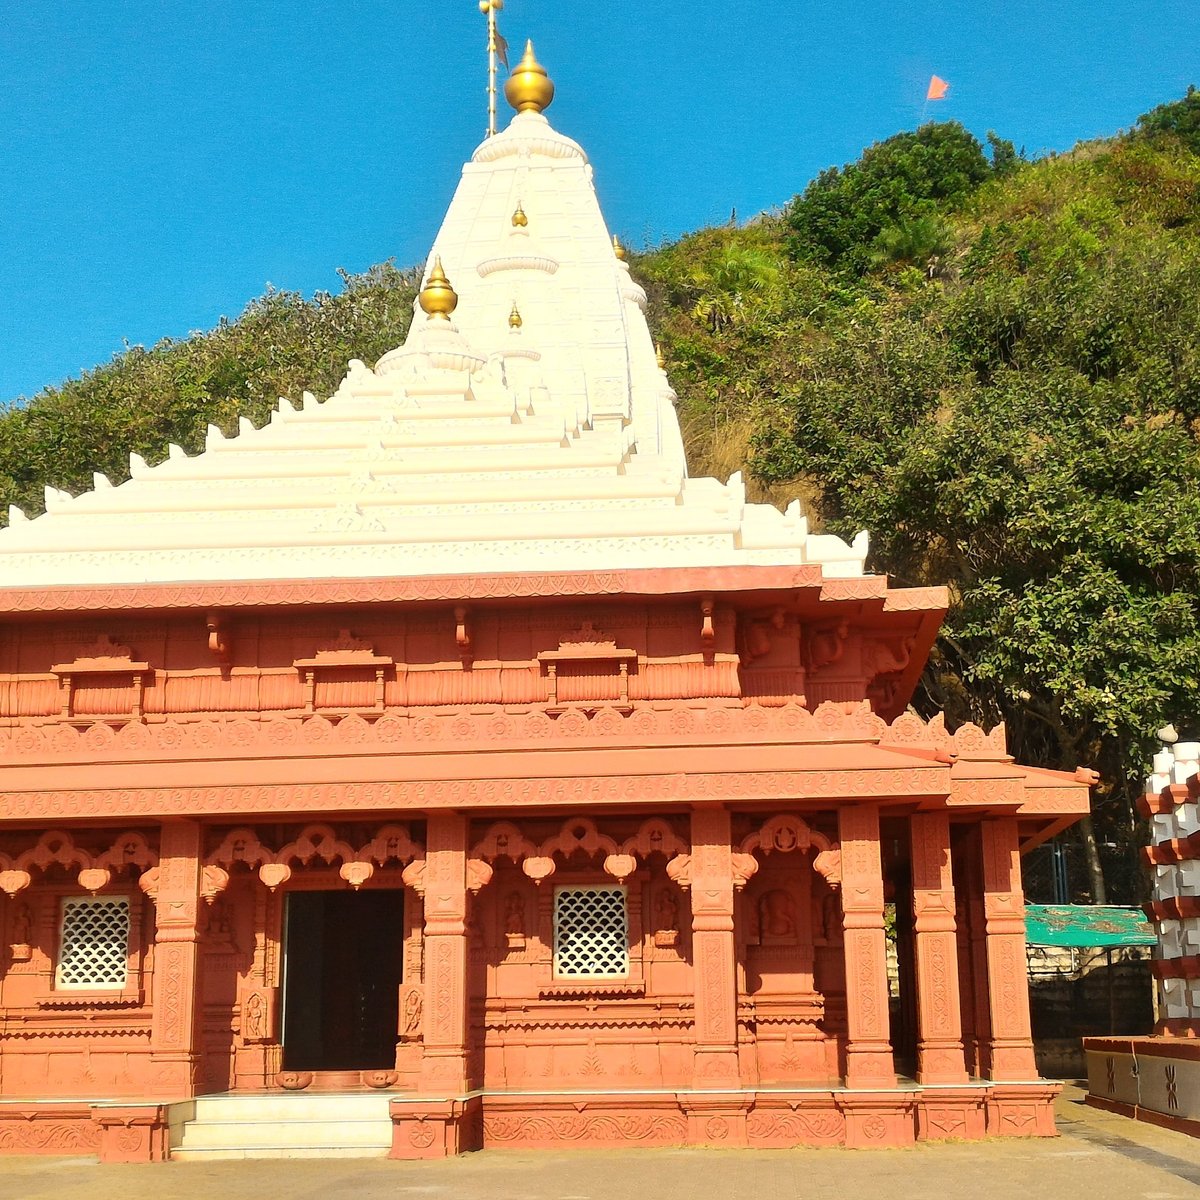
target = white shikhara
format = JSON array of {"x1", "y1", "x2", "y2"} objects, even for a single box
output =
[{"x1": 0, "y1": 109, "x2": 867, "y2": 588}]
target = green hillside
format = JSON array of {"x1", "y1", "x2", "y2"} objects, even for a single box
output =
[{"x1": 3, "y1": 89, "x2": 1199, "y2": 902}]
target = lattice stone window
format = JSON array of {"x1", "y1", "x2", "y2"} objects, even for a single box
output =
[
  {"x1": 57, "y1": 897, "x2": 130, "y2": 989},
  {"x1": 553, "y1": 885, "x2": 628, "y2": 977}
]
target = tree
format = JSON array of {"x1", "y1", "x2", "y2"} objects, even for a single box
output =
[
  {"x1": 1137, "y1": 84, "x2": 1200, "y2": 154},
  {"x1": 784, "y1": 121, "x2": 996, "y2": 274}
]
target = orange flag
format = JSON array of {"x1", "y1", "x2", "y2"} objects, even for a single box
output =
[{"x1": 927, "y1": 75, "x2": 950, "y2": 101}]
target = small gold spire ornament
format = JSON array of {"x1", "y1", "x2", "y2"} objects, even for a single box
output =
[
  {"x1": 655, "y1": 342, "x2": 666, "y2": 369},
  {"x1": 419, "y1": 257, "x2": 458, "y2": 320},
  {"x1": 612, "y1": 234, "x2": 627, "y2": 261},
  {"x1": 504, "y1": 41, "x2": 554, "y2": 114},
  {"x1": 511, "y1": 201, "x2": 528, "y2": 228},
  {"x1": 508, "y1": 302, "x2": 523, "y2": 330}
]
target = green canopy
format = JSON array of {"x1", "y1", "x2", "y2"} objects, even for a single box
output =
[{"x1": 1025, "y1": 904, "x2": 1155, "y2": 948}]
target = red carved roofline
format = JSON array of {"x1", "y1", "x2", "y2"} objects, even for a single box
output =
[{"x1": 0, "y1": 566, "x2": 949, "y2": 616}]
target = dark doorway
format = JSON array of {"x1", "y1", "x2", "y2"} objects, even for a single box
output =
[{"x1": 282, "y1": 889, "x2": 404, "y2": 1072}]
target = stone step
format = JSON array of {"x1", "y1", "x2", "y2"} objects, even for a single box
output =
[
  {"x1": 175, "y1": 1118, "x2": 393, "y2": 1150},
  {"x1": 169, "y1": 1092, "x2": 395, "y2": 1159},
  {"x1": 171, "y1": 1145, "x2": 389, "y2": 1161},
  {"x1": 185, "y1": 1093, "x2": 391, "y2": 1122}
]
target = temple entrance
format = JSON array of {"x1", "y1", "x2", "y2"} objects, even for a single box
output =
[{"x1": 281, "y1": 889, "x2": 404, "y2": 1072}]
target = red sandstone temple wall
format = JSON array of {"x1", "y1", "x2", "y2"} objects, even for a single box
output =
[{"x1": 0, "y1": 599, "x2": 928, "y2": 725}]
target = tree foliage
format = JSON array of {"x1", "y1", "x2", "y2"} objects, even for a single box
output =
[
  {"x1": 1137, "y1": 84, "x2": 1200, "y2": 155},
  {"x1": 783, "y1": 121, "x2": 1008, "y2": 274}
]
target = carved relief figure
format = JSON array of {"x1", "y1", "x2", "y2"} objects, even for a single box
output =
[
  {"x1": 399, "y1": 983, "x2": 423, "y2": 1039},
  {"x1": 243, "y1": 990, "x2": 267, "y2": 1041},
  {"x1": 655, "y1": 887, "x2": 679, "y2": 932},
  {"x1": 9, "y1": 902, "x2": 33, "y2": 961},
  {"x1": 806, "y1": 620, "x2": 849, "y2": 672},
  {"x1": 653, "y1": 886, "x2": 680, "y2": 947},
  {"x1": 504, "y1": 891, "x2": 525, "y2": 936},
  {"x1": 759, "y1": 890, "x2": 797, "y2": 944}
]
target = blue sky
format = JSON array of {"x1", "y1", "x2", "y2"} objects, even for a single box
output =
[{"x1": 2, "y1": 0, "x2": 1198, "y2": 403}]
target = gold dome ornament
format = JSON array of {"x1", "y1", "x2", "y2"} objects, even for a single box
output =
[
  {"x1": 612, "y1": 234, "x2": 627, "y2": 261},
  {"x1": 511, "y1": 202, "x2": 528, "y2": 228},
  {"x1": 508, "y1": 302, "x2": 523, "y2": 330},
  {"x1": 418, "y1": 258, "x2": 458, "y2": 320},
  {"x1": 479, "y1": 0, "x2": 502, "y2": 11},
  {"x1": 655, "y1": 342, "x2": 667, "y2": 370},
  {"x1": 504, "y1": 41, "x2": 554, "y2": 114}
]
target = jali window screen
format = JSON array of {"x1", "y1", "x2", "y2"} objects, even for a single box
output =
[
  {"x1": 57, "y1": 896, "x2": 130, "y2": 988},
  {"x1": 553, "y1": 885, "x2": 628, "y2": 977}
]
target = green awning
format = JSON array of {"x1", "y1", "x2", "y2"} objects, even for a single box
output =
[{"x1": 1025, "y1": 904, "x2": 1155, "y2": 948}]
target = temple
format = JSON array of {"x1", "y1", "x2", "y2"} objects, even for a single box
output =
[{"x1": 0, "y1": 44, "x2": 1092, "y2": 1161}]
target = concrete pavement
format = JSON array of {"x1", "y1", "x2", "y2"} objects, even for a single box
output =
[{"x1": 1, "y1": 1085, "x2": 1198, "y2": 1200}]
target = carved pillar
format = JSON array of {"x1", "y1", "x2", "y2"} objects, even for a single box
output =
[
  {"x1": 419, "y1": 812, "x2": 470, "y2": 1093},
  {"x1": 838, "y1": 803, "x2": 895, "y2": 1088},
  {"x1": 980, "y1": 817, "x2": 1038, "y2": 1080},
  {"x1": 910, "y1": 812, "x2": 968, "y2": 1084},
  {"x1": 689, "y1": 804, "x2": 740, "y2": 1087},
  {"x1": 952, "y1": 827, "x2": 989, "y2": 1077},
  {"x1": 149, "y1": 820, "x2": 204, "y2": 1095}
]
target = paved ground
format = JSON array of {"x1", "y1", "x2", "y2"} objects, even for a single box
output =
[{"x1": 2, "y1": 1085, "x2": 1198, "y2": 1200}]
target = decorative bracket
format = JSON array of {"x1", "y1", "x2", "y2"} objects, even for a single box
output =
[
  {"x1": 453, "y1": 606, "x2": 473, "y2": 668},
  {"x1": 700, "y1": 594, "x2": 716, "y2": 656},
  {"x1": 206, "y1": 610, "x2": 232, "y2": 665}
]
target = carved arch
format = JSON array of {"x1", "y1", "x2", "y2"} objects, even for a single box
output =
[
  {"x1": 734, "y1": 814, "x2": 841, "y2": 891},
  {"x1": 468, "y1": 815, "x2": 691, "y2": 888},
  {"x1": 197, "y1": 822, "x2": 426, "y2": 897},
  {"x1": 1, "y1": 829, "x2": 161, "y2": 899}
]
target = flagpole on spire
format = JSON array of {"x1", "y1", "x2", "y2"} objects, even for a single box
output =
[{"x1": 480, "y1": 0, "x2": 508, "y2": 138}]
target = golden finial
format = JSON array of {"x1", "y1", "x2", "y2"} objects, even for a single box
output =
[
  {"x1": 504, "y1": 40, "x2": 555, "y2": 114},
  {"x1": 655, "y1": 342, "x2": 666, "y2": 370},
  {"x1": 508, "y1": 302, "x2": 523, "y2": 330},
  {"x1": 418, "y1": 257, "x2": 458, "y2": 320},
  {"x1": 612, "y1": 234, "x2": 627, "y2": 261},
  {"x1": 511, "y1": 201, "x2": 528, "y2": 228}
]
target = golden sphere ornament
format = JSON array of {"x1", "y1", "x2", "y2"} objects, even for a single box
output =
[{"x1": 504, "y1": 41, "x2": 554, "y2": 114}]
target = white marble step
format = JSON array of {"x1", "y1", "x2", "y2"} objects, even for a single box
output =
[
  {"x1": 169, "y1": 1093, "x2": 393, "y2": 1160},
  {"x1": 172, "y1": 1145, "x2": 388, "y2": 1161}
]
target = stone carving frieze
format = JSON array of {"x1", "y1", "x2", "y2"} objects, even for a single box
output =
[{"x1": 0, "y1": 700, "x2": 1008, "y2": 763}]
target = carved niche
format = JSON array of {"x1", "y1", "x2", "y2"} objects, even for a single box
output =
[
  {"x1": 51, "y1": 635, "x2": 153, "y2": 721},
  {"x1": 537, "y1": 622, "x2": 637, "y2": 712},
  {"x1": 293, "y1": 630, "x2": 393, "y2": 714}
]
